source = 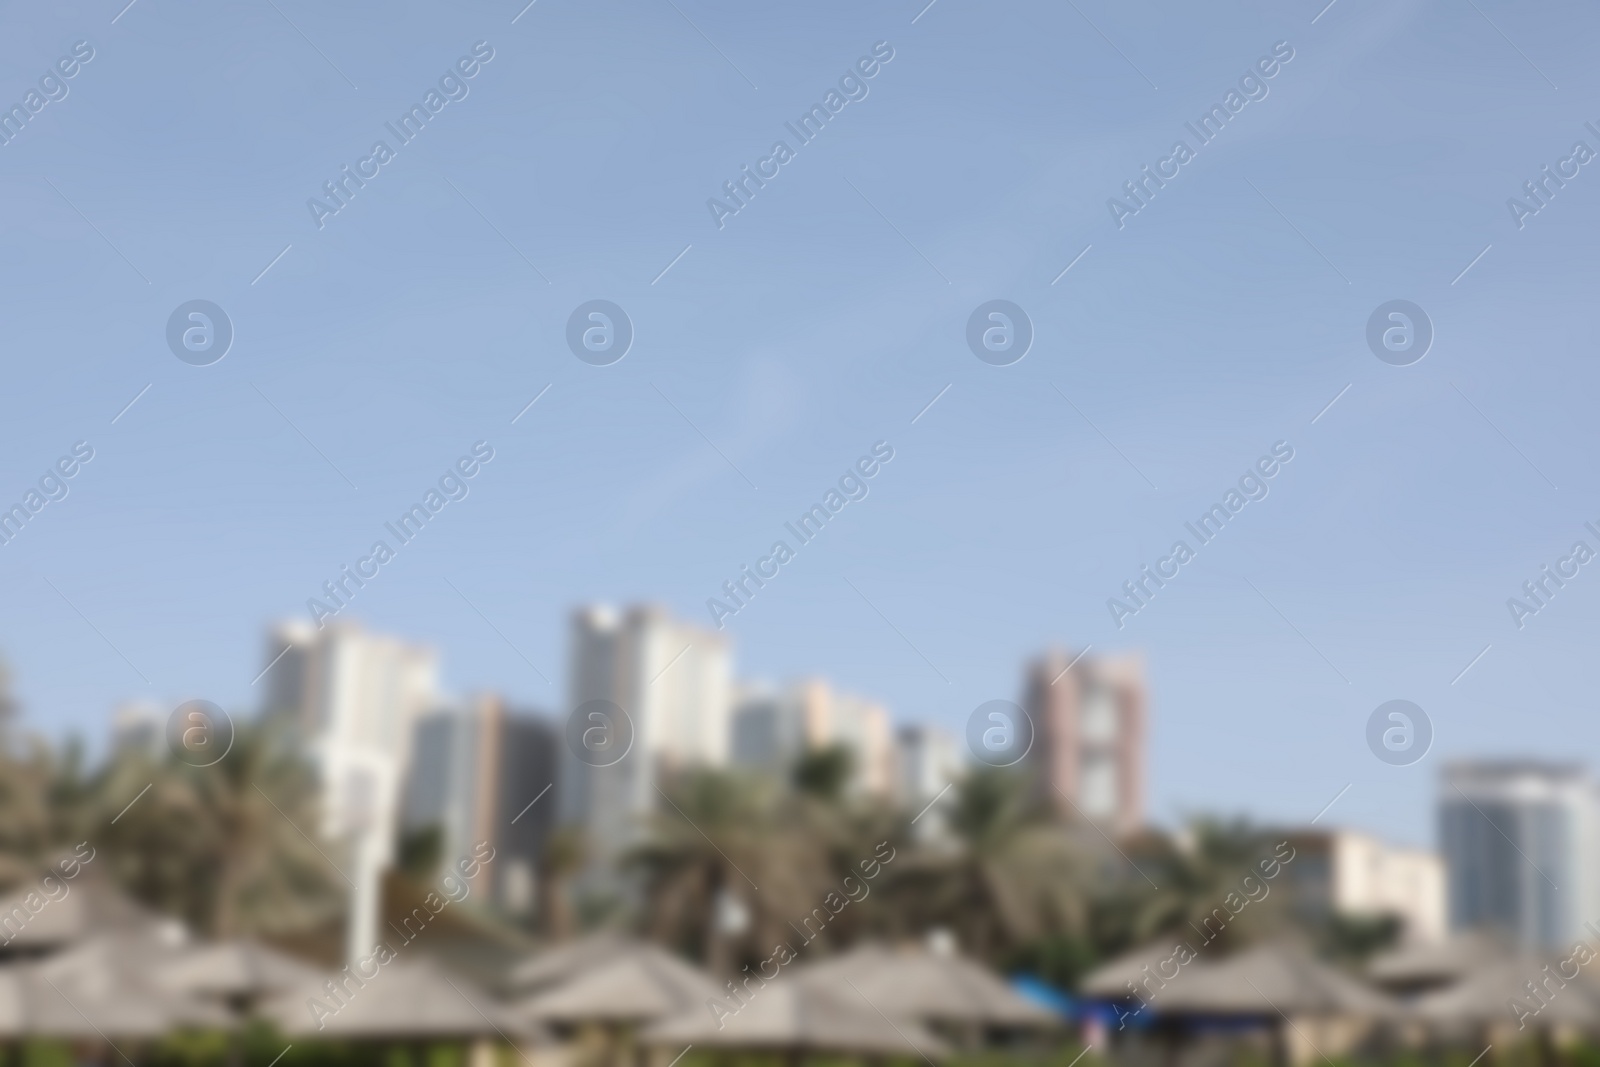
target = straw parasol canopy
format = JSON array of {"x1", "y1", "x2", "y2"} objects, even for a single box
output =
[
  {"x1": 505, "y1": 931, "x2": 640, "y2": 994},
  {"x1": 517, "y1": 941, "x2": 722, "y2": 1026},
  {"x1": 796, "y1": 942, "x2": 1057, "y2": 1029},
  {"x1": 263, "y1": 955, "x2": 544, "y2": 1040},
  {"x1": 153, "y1": 938, "x2": 325, "y2": 1006},
  {"x1": 645, "y1": 979, "x2": 949, "y2": 1058},
  {"x1": 1412, "y1": 955, "x2": 1600, "y2": 1029},
  {"x1": 0, "y1": 934, "x2": 231, "y2": 1038},
  {"x1": 0, "y1": 965, "x2": 175, "y2": 1038},
  {"x1": 1369, "y1": 931, "x2": 1512, "y2": 995},
  {"x1": 1082, "y1": 941, "x2": 1194, "y2": 999},
  {"x1": 0, "y1": 870, "x2": 172, "y2": 956},
  {"x1": 1148, "y1": 941, "x2": 1401, "y2": 1019}
]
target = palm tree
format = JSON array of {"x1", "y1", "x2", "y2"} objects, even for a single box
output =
[
  {"x1": 883, "y1": 766, "x2": 1090, "y2": 963},
  {"x1": 629, "y1": 768, "x2": 828, "y2": 974},
  {"x1": 539, "y1": 825, "x2": 587, "y2": 940},
  {"x1": 1131, "y1": 817, "x2": 1294, "y2": 951},
  {"x1": 776, "y1": 747, "x2": 903, "y2": 951},
  {"x1": 95, "y1": 715, "x2": 344, "y2": 938},
  {"x1": 0, "y1": 659, "x2": 85, "y2": 888},
  {"x1": 792, "y1": 743, "x2": 854, "y2": 801},
  {"x1": 0, "y1": 739, "x2": 55, "y2": 887}
]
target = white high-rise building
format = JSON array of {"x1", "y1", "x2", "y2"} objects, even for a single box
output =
[
  {"x1": 559, "y1": 605, "x2": 731, "y2": 875},
  {"x1": 262, "y1": 620, "x2": 439, "y2": 964},
  {"x1": 728, "y1": 682, "x2": 807, "y2": 771},
  {"x1": 1439, "y1": 761, "x2": 1600, "y2": 950},
  {"x1": 897, "y1": 724, "x2": 963, "y2": 834}
]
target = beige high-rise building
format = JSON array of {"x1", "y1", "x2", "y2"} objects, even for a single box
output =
[
  {"x1": 730, "y1": 677, "x2": 894, "y2": 796},
  {"x1": 1022, "y1": 648, "x2": 1146, "y2": 836},
  {"x1": 831, "y1": 690, "x2": 895, "y2": 796}
]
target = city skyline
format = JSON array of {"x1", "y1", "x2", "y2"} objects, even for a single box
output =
[
  {"x1": 3, "y1": 0, "x2": 1598, "y2": 856},
  {"x1": 93, "y1": 604, "x2": 1590, "y2": 959},
  {"x1": 37, "y1": 600, "x2": 1571, "y2": 855}
]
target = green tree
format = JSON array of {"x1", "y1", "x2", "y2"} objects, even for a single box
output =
[
  {"x1": 629, "y1": 768, "x2": 828, "y2": 973},
  {"x1": 538, "y1": 825, "x2": 587, "y2": 940},
  {"x1": 883, "y1": 767, "x2": 1090, "y2": 963},
  {"x1": 0, "y1": 740, "x2": 56, "y2": 887},
  {"x1": 792, "y1": 743, "x2": 854, "y2": 801},
  {"x1": 95, "y1": 715, "x2": 344, "y2": 938},
  {"x1": 0, "y1": 660, "x2": 87, "y2": 887},
  {"x1": 1132, "y1": 817, "x2": 1294, "y2": 951}
]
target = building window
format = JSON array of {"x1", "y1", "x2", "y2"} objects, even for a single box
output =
[
  {"x1": 1081, "y1": 686, "x2": 1118, "y2": 744},
  {"x1": 1081, "y1": 753, "x2": 1117, "y2": 820}
]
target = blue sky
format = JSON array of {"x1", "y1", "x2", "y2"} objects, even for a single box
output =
[{"x1": 1, "y1": 0, "x2": 1597, "y2": 846}]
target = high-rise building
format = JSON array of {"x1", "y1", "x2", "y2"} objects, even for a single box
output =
[
  {"x1": 728, "y1": 682, "x2": 808, "y2": 770},
  {"x1": 559, "y1": 604, "x2": 731, "y2": 873},
  {"x1": 896, "y1": 724, "x2": 963, "y2": 835},
  {"x1": 833, "y1": 690, "x2": 895, "y2": 796},
  {"x1": 260, "y1": 620, "x2": 439, "y2": 965},
  {"x1": 402, "y1": 694, "x2": 557, "y2": 916},
  {"x1": 1021, "y1": 648, "x2": 1146, "y2": 836},
  {"x1": 1439, "y1": 761, "x2": 1600, "y2": 950},
  {"x1": 110, "y1": 699, "x2": 163, "y2": 757},
  {"x1": 729, "y1": 678, "x2": 895, "y2": 796}
]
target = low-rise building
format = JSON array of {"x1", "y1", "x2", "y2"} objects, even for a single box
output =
[{"x1": 1280, "y1": 828, "x2": 1446, "y2": 943}]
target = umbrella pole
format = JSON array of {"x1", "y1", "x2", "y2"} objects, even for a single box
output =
[{"x1": 1161, "y1": 1018, "x2": 1180, "y2": 1067}]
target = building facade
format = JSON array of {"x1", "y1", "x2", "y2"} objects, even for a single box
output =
[
  {"x1": 403, "y1": 693, "x2": 557, "y2": 916},
  {"x1": 558, "y1": 604, "x2": 732, "y2": 875},
  {"x1": 1021, "y1": 648, "x2": 1146, "y2": 835},
  {"x1": 1439, "y1": 761, "x2": 1600, "y2": 949},
  {"x1": 896, "y1": 724, "x2": 963, "y2": 836},
  {"x1": 1281, "y1": 828, "x2": 1447, "y2": 943},
  {"x1": 261, "y1": 620, "x2": 439, "y2": 964},
  {"x1": 730, "y1": 678, "x2": 895, "y2": 797}
]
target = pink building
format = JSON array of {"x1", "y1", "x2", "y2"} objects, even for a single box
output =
[{"x1": 1022, "y1": 649, "x2": 1146, "y2": 836}]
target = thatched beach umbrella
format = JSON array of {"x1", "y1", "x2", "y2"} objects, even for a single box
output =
[
  {"x1": 1412, "y1": 955, "x2": 1600, "y2": 1030},
  {"x1": 1369, "y1": 931, "x2": 1511, "y2": 996},
  {"x1": 154, "y1": 938, "x2": 325, "y2": 1010},
  {"x1": 507, "y1": 932, "x2": 630, "y2": 991},
  {"x1": 1082, "y1": 941, "x2": 1193, "y2": 1000},
  {"x1": 1410, "y1": 955, "x2": 1600, "y2": 1067},
  {"x1": 645, "y1": 979, "x2": 950, "y2": 1060},
  {"x1": 512, "y1": 940, "x2": 719, "y2": 1067},
  {"x1": 516, "y1": 942, "x2": 721, "y2": 1027},
  {"x1": 1151, "y1": 941, "x2": 1399, "y2": 1019},
  {"x1": 0, "y1": 940, "x2": 231, "y2": 1039},
  {"x1": 0, "y1": 965, "x2": 175, "y2": 1038},
  {"x1": 796, "y1": 942, "x2": 1057, "y2": 1033},
  {"x1": 263, "y1": 955, "x2": 541, "y2": 1040},
  {"x1": 1134, "y1": 942, "x2": 1399, "y2": 1067},
  {"x1": 0, "y1": 871, "x2": 172, "y2": 957}
]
